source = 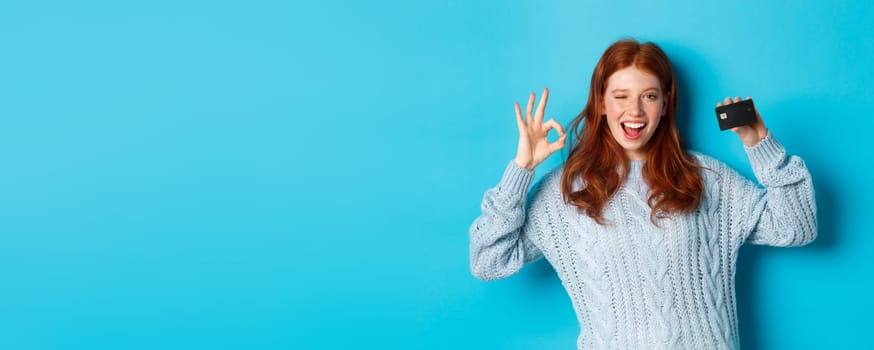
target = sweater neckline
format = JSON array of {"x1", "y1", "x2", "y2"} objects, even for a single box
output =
[{"x1": 627, "y1": 160, "x2": 644, "y2": 180}]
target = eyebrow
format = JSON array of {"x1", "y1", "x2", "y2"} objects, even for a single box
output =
[{"x1": 609, "y1": 87, "x2": 660, "y2": 93}]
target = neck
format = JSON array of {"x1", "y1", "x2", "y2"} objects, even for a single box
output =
[{"x1": 626, "y1": 159, "x2": 644, "y2": 180}]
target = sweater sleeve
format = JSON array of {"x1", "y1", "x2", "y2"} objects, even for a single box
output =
[
  {"x1": 469, "y1": 160, "x2": 549, "y2": 281},
  {"x1": 729, "y1": 132, "x2": 818, "y2": 247}
]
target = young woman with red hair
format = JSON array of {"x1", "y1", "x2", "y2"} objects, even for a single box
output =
[{"x1": 469, "y1": 39, "x2": 816, "y2": 349}]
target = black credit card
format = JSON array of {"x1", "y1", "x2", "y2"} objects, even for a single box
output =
[{"x1": 715, "y1": 99, "x2": 757, "y2": 131}]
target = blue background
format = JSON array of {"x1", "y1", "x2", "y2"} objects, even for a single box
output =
[{"x1": 1, "y1": 0, "x2": 871, "y2": 349}]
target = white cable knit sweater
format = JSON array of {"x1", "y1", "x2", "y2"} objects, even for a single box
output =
[{"x1": 469, "y1": 132, "x2": 817, "y2": 349}]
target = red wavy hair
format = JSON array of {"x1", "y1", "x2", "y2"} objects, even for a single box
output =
[{"x1": 561, "y1": 39, "x2": 704, "y2": 225}]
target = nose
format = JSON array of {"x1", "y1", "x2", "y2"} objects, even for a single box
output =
[{"x1": 627, "y1": 99, "x2": 643, "y2": 117}]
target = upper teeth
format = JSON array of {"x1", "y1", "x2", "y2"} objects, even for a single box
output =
[{"x1": 623, "y1": 122, "x2": 645, "y2": 129}]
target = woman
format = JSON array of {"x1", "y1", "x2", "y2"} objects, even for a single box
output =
[{"x1": 469, "y1": 39, "x2": 816, "y2": 349}]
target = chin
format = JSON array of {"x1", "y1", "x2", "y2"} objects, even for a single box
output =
[{"x1": 611, "y1": 131, "x2": 652, "y2": 158}]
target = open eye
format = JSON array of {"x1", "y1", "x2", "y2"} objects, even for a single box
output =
[{"x1": 644, "y1": 94, "x2": 658, "y2": 100}]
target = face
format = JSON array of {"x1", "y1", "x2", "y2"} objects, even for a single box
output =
[{"x1": 602, "y1": 66, "x2": 667, "y2": 160}]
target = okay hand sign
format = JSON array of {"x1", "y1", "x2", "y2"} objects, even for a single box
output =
[{"x1": 513, "y1": 88, "x2": 567, "y2": 171}]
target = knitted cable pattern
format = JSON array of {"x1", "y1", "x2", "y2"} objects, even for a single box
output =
[{"x1": 469, "y1": 132, "x2": 816, "y2": 350}]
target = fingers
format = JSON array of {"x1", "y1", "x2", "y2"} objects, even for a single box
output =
[
  {"x1": 717, "y1": 96, "x2": 746, "y2": 108},
  {"x1": 731, "y1": 125, "x2": 752, "y2": 134},
  {"x1": 731, "y1": 124, "x2": 754, "y2": 136},
  {"x1": 535, "y1": 88, "x2": 549, "y2": 124},
  {"x1": 543, "y1": 118, "x2": 565, "y2": 137},
  {"x1": 526, "y1": 93, "x2": 535, "y2": 124},
  {"x1": 514, "y1": 102, "x2": 525, "y2": 130},
  {"x1": 548, "y1": 138, "x2": 566, "y2": 152},
  {"x1": 544, "y1": 119, "x2": 567, "y2": 152},
  {"x1": 718, "y1": 96, "x2": 748, "y2": 106},
  {"x1": 517, "y1": 88, "x2": 553, "y2": 134}
]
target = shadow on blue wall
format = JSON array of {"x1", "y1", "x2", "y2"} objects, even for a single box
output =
[{"x1": 734, "y1": 124, "x2": 838, "y2": 350}]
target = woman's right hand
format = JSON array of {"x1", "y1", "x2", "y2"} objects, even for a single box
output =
[{"x1": 514, "y1": 88, "x2": 567, "y2": 171}]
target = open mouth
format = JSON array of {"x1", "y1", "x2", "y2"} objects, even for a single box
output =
[{"x1": 621, "y1": 121, "x2": 646, "y2": 140}]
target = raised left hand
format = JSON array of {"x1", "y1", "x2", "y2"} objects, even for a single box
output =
[{"x1": 717, "y1": 96, "x2": 768, "y2": 147}]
